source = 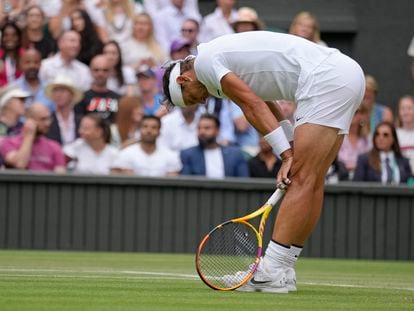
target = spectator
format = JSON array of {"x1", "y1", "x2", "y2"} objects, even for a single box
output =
[
  {"x1": 47, "y1": 0, "x2": 82, "y2": 39},
  {"x1": 143, "y1": 0, "x2": 199, "y2": 19},
  {"x1": 180, "y1": 18, "x2": 200, "y2": 55},
  {"x1": 289, "y1": 11, "x2": 327, "y2": 46},
  {"x1": 353, "y1": 121, "x2": 412, "y2": 184},
  {"x1": 153, "y1": 0, "x2": 201, "y2": 53},
  {"x1": 248, "y1": 136, "x2": 281, "y2": 178},
  {"x1": 110, "y1": 96, "x2": 143, "y2": 148},
  {"x1": 199, "y1": 0, "x2": 237, "y2": 43},
  {"x1": 0, "y1": 0, "x2": 25, "y2": 25},
  {"x1": 169, "y1": 37, "x2": 191, "y2": 61},
  {"x1": 70, "y1": 9, "x2": 103, "y2": 65},
  {"x1": 100, "y1": 0, "x2": 142, "y2": 44},
  {"x1": 180, "y1": 114, "x2": 249, "y2": 178},
  {"x1": 137, "y1": 66, "x2": 166, "y2": 117},
  {"x1": 361, "y1": 75, "x2": 393, "y2": 133},
  {"x1": 0, "y1": 103, "x2": 66, "y2": 172},
  {"x1": 102, "y1": 40, "x2": 137, "y2": 96},
  {"x1": 325, "y1": 157, "x2": 349, "y2": 184},
  {"x1": 13, "y1": 48, "x2": 54, "y2": 112},
  {"x1": 21, "y1": 5, "x2": 56, "y2": 59},
  {"x1": 44, "y1": 74, "x2": 84, "y2": 146},
  {"x1": 338, "y1": 106, "x2": 372, "y2": 175},
  {"x1": 64, "y1": 113, "x2": 118, "y2": 174},
  {"x1": 231, "y1": 103, "x2": 260, "y2": 157},
  {"x1": 39, "y1": 30, "x2": 92, "y2": 91},
  {"x1": 0, "y1": 85, "x2": 30, "y2": 137},
  {"x1": 396, "y1": 95, "x2": 414, "y2": 173},
  {"x1": 231, "y1": 7, "x2": 264, "y2": 33},
  {"x1": 0, "y1": 21, "x2": 24, "y2": 87},
  {"x1": 111, "y1": 115, "x2": 182, "y2": 176},
  {"x1": 121, "y1": 12, "x2": 167, "y2": 69},
  {"x1": 76, "y1": 54, "x2": 120, "y2": 122},
  {"x1": 408, "y1": 36, "x2": 414, "y2": 81},
  {"x1": 159, "y1": 105, "x2": 200, "y2": 152}
]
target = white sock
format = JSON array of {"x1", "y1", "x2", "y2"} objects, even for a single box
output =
[
  {"x1": 287, "y1": 245, "x2": 303, "y2": 268},
  {"x1": 262, "y1": 240, "x2": 293, "y2": 270}
]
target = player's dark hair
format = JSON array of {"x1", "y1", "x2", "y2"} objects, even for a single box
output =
[
  {"x1": 162, "y1": 57, "x2": 195, "y2": 106},
  {"x1": 200, "y1": 113, "x2": 221, "y2": 129}
]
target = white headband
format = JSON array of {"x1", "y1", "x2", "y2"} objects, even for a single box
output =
[{"x1": 168, "y1": 62, "x2": 186, "y2": 108}]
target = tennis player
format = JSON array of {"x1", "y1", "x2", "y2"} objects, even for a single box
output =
[{"x1": 163, "y1": 31, "x2": 365, "y2": 293}]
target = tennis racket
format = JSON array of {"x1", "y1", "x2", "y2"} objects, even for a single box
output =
[{"x1": 195, "y1": 187, "x2": 286, "y2": 291}]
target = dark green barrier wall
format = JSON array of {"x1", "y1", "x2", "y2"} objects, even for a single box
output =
[{"x1": 0, "y1": 171, "x2": 413, "y2": 259}]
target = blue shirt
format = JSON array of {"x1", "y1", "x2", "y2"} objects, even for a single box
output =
[
  {"x1": 13, "y1": 77, "x2": 55, "y2": 112},
  {"x1": 143, "y1": 93, "x2": 163, "y2": 116}
]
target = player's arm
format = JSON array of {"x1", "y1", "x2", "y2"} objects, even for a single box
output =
[{"x1": 220, "y1": 72, "x2": 293, "y2": 184}]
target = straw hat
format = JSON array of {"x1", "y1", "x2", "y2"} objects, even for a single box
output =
[
  {"x1": 45, "y1": 75, "x2": 84, "y2": 104},
  {"x1": 232, "y1": 7, "x2": 264, "y2": 31}
]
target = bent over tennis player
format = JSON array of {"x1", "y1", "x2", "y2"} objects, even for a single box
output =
[{"x1": 162, "y1": 31, "x2": 365, "y2": 293}]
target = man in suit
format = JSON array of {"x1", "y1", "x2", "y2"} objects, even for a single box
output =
[{"x1": 180, "y1": 113, "x2": 249, "y2": 178}]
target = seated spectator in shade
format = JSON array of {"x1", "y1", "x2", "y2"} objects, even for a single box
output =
[
  {"x1": 169, "y1": 37, "x2": 192, "y2": 61},
  {"x1": 39, "y1": 30, "x2": 92, "y2": 92},
  {"x1": 361, "y1": 75, "x2": 393, "y2": 133},
  {"x1": 0, "y1": 103, "x2": 66, "y2": 172},
  {"x1": 158, "y1": 105, "x2": 200, "y2": 152},
  {"x1": 110, "y1": 96, "x2": 144, "y2": 148},
  {"x1": 64, "y1": 113, "x2": 118, "y2": 174},
  {"x1": 137, "y1": 66, "x2": 167, "y2": 117},
  {"x1": 231, "y1": 103, "x2": 260, "y2": 157},
  {"x1": 0, "y1": 86, "x2": 30, "y2": 137},
  {"x1": 338, "y1": 106, "x2": 372, "y2": 176},
  {"x1": 180, "y1": 18, "x2": 200, "y2": 55},
  {"x1": 103, "y1": 40, "x2": 137, "y2": 97},
  {"x1": 70, "y1": 9, "x2": 103, "y2": 66},
  {"x1": 199, "y1": 0, "x2": 237, "y2": 43},
  {"x1": 21, "y1": 5, "x2": 56, "y2": 59},
  {"x1": 144, "y1": 0, "x2": 199, "y2": 19},
  {"x1": 180, "y1": 114, "x2": 249, "y2": 178},
  {"x1": 248, "y1": 136, "x2": 281, "y2": 178},
  {"x1": 76, "y1": 54, "x2": 121, "y2": 123},
  {"x1": 13, "y1": 49, "x2": 54, "y2": 112},
  {"x1": 325, "y1": 157, "x2": 349, "y2": 184},
  {"x1": 408, "y1": 36, "x2": 414, "y2": 81},
  {"x1": 353, "y1": 121, "x2": 412, "y2": 184},
  {"x1": 289, "y1": 11, "x2": 327, "y2": 46},
  {"x1": 111, "y1": 115, "x2": 181, "y2": 176},
  {"x1": 121, "y1": 12, "x2": 167, "y2": 69},
  {"x1": 45, "y1": 74, "x2": 84, "y2": 146},
  {"x1": 396, "y1": 95, "x2": 414, "y2": 173},
  {"x1": 0, "y1": 22, "x2": 24, "y2": 87},
  {"x1": 231, "y1": 7, "x2": 264, "y2": 33},
  {"x1": 47, "y1": 0, "x2": 83, "y2": 39}
]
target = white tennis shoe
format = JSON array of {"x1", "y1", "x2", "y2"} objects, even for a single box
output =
[
  {"x1": 285, "y1": 267, "x2": 297, "y2": 292},
  {"x1": 236, "y1": 260, "x2": 288, "y2": 293}
]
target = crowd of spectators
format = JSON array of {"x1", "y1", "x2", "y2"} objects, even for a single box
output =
[{"x1": 0, "y1": 0, "x2": 412, "y2": 185}]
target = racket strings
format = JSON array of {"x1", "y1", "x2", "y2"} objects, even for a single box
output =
[{"x1": 197, "y1": 222, "x2": 258, "y2": 289}]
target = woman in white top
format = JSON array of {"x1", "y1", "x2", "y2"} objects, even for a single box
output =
[
  {"x1": 100, "y1": 0, "x2": 142, "y2": 43},
  {"x1": 64, "y1": 113, "x2": 118, "y2": 174},
  {"x1": 396, "y1": 95, "x2": 414, "y2": 173},
  {"x1": 102, "y1": 40, "x2": 137, "y2": 96},
  {"x1": 110, "y1": 96, "x2": 143, "y2": 148},
  {"x1": 121, "y1": 12, "x2": 167, "y2": 69}
]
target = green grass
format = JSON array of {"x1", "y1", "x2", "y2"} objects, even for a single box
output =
[{"x1": 0, "y1": 251, "x2": 413, "y2": 310}]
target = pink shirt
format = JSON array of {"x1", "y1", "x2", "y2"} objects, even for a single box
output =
[
  {"x1": 338, "y1": 135, "x2": 372, "y2": 170},
  {"x1": 0, "y1": 134, "x2": 65, "y2": 171}
]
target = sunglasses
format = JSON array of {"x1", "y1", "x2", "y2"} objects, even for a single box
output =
[{"x1": 181, "y1": 28, "x2": 196, "y2": 33}]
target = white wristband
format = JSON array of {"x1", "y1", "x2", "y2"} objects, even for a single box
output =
[
  {"x1": 264, "y1": 127, "x2": 291, "y2": 156},
  {"x1": 279, "y1": 120, "x2": 294, "y2": 142}
]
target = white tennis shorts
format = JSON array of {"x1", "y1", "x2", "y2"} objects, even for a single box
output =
[{"x1": 294, "y1": 51, "x2": 365, "y2": 134}]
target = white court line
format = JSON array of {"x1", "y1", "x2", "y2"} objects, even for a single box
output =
[{"x1": 0, "y1": 268, "x2": 413, "y2": 292}]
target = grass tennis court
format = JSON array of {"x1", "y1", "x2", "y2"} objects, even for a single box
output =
[{"x1": 0, "y1": 251, "x2": 412, "y2": 310}]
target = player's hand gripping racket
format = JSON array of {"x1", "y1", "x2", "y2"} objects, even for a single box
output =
[{"x1": 195, "y1": 187, "x2": 286, "y2": 291}]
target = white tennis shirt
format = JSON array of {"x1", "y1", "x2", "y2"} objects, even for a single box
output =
[{"x1": 194, "y1": 31, "x2": 338, "y2": 101}]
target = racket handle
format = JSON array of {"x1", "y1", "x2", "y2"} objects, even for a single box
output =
[{"x1": 266, "y1": 188, "x2": 286, "y2": 206}]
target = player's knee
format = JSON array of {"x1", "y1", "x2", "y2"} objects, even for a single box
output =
[{"x1": 289, "y1": 168, "x2": 318, "y2": 190}]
